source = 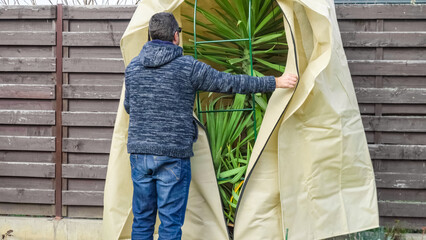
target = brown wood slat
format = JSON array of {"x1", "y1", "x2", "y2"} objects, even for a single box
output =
[
  {"x1": 369, "y1": 144, "x2": 426, "y2": 160},
  {"x1": 362, "y1": 116, "x2": 426, "y2": 132},
  {"x1": 68, "y1": 20, "x2": 129, "y2": 32},
  {"x1": 375, "y1": 172, "x2": 425, "y2": 189},
  {"x1": 0, "y1": 99, "x2": 54, "y2": 111},
  {"x1": 63, "y1": 85, "x2": 121, "y2": 99},
  {"x1": 380, "y1": 217, "x2": 426, "y2": 230},
  {"x1": 63, "y1": 58, "x2": 124, "y2": 73},
  {"x1": 0, "y1": 188, "x2": 54, "y2": 204},
  {"x1": 381, "y1": 104, "x2": 426, "y2": 115},
  {"x1": 0, "y1": 57, "x2": 56, "y2": 72},
  {"x1": 0, "y1": 203, "x2": 54, "y2": 216},
  {"x1": 335, "y1": 5, "x2": 426, "y2": 20},
  {"x1": 0, "y1": 73, "x2": 55, "y2": 85},
  {"x1": 63, "y1": 32, "x2": 123, "y2": 47},
  {"x1": 0, "y1": 125, "x2": 53, "y2": 137},
  {"x1": 63, "y1": 5, "x2": 135, "y2": 19},
  {"x1": 62, "y1": 112, "x2": 116, "y2": 127},
  {"x1": 380, "y1": 132, "x2": 426, "y2": 145},
  {"x1": 68, "y1": 48, "x2": 123, "y2": 59},
  {"x1": 68, "y1": 99, "x2": 119, "y2": 112},
  {"x1": 62, "y1": 190, "x2": 103, "y2": 206},
  {"x1": 355, "y1": 88, "x2": 426, "y2": 104},
  {"x1": 341, "y1": 32, "x2": 426, "y2": 48},
  {"x1": 378, "y1": 201, "x2": 426, "y2": 218},
  {"x1": 0, "y1": 110, "x2": 55, "y2": 125},
  {"x1": 384, "y1": 20, "x2": 426, "y2": 32},
  {"x1": 349, "y1": 60, "x2": 426, "y2": 76},
  {"x1": 67, "y1": 153, "x2": 108, "y2": 165},
  {"x1": 68, "y1": 179, "x2": 105, "y2": 191},
  {"x1": 373, "y1": 159, "x2": 425, "y2": 174},
  {"x1": 62, "y1": 164, "x2": 107, "y2": 179},
  {"x1": 0, "y1": 84, "x2": 55, "y2": 99},
  {"x1": 67, "y1": 206, "x2": 103, "y2": 218},
  {"x1": 378, "y1": 189, "x2": 426, "y2": 202},
  {"x1": 67, "y1": 127, "x2": 113, "y2": 139},
  {"x1": 0, "y1": 177, "x2": 54, "y2": 189},
  {"x1": 0, "y1": 6, "x2": 56, "y2": 19},
  {"x1": 0, "y1": 151, "x2": 54, "y2": 163},
  {"x1": 0, "y1": 31, "x2": 55, "y2": 46},
  {"x1": 0, "y1": 162, "x2": 55, "y2": 178},
  {"x1": 0, "y1": 136, "x2": 55, "y2": 151},
  {"x1": 62, "y1": 138, "x2": 111, "y2": 153}
]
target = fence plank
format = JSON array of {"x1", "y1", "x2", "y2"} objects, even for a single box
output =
[
  {"x1": 0, "y1": 84, "x2": 55, "y2": 99},
  {"x1": 378, "y1": 189, "x2": 426, "y2": 202},
  {"x1": 0, "y1": 57, "x2": 55, "y2": 72},
  {"x1": 0, "y1": 73, "x2": 55, "y2": 85},
  {"x1": 0, "y1": 177, "x2": 53, "y2": 189},
  {"x1": 380, "y1": 217, "x2": 426, "y2": 230},
  {"x1": 0, "y1": 110, "x2": 55, "y2": 125},
  {"x1": 373, "y1": 159, "x2": 425, "y2": 174},
  {"x1": 341, "y1": 32, "x2": 426, "y2": 48},
  {"x1": 0, "y1": 188, "x2": 54, "y2": 204},
  {"x1": 0, "y1": 151, "x2": 54, "y2": 163},
  {"x1": 355, "y1": 88, "x2": 426, "y2": 104},
  {"x1": 0, "y1": 136, "x2": 55, "y2": 151},
  {"x1": 0, "y1": 31, "x2": 55, "y2": 46},
  {"x1": 63, "y1": 85, "x2": 121, "y2": 99},
  {"x1": 62, "y1": 190, "x2": 103, "y2": 206},
  {"x1": 67, "y1": 206, "x2": 103, "y2": 218},
  {"x1": 63, "y1": 32, "x2": 123, "y2": 47},
  {"x1": 0, "y1": 203, "x2": 54, "y2": 216},
  {"x1": 375, "y1": 172, "x2": 425, "y2": 189},
  {"x1": 68, "y1": 179, "x2": 105, "y2": 191},
  {"x1": 62, "y1": 138, "x2": 111, "y2": 153},
  {"x1": 369, "y1": 144, "x2": 426, "y2": 160},
  {"x1": 381, "y1": 104, "x2": 426, "y2": 115},
  {"x1": 63, "y1": 5, "x2": 135, "y2": 19},
  {"x1": 62, "y1": 164, "x2": 107, "y2": 179},
  {"x1": 0, "y1": 162, "x2": 55, "y2": 178},
  {"x1": 348, "y1": 60, "x2": 426, "y2": 76},
  {"x1": 362, "y1": 116, "x2": 426, "y2": 132},
  {"x1": 63, "y1": 58, "x2": 124, "y2": 73},
  {"x1": 335, "y1": 5, "x2": 426, "y2": 19},
  {"x1": 378, "y1": 201, "x2": 426, "y2": 218},
  {"x1": 68, "y1": 99, "x2": 119, "y2": 112},
  {"x1": 62, "y1": 112, "x2": 116, "y2": 127},
  {"x1": 68, "y1": 153, "x2": 108, "y2": 165},
  {"x1": 0, "y1": 6, "x2": 56, "y2": 19},
  {"x1": 381, "y1": 132, "x2": 426, "y2": 145}
]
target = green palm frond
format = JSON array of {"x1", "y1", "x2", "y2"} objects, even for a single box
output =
[{"x1": 184, "y1": 0, "x2": 287, "y2": 224}]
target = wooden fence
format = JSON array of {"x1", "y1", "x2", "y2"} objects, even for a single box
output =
[{"x1": 0, "y1": 4, "x2": 425, "y2": 229}]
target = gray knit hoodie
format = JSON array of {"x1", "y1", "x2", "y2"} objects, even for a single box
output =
[{"x1": 124, "y1": 40, "x2": 276, "y2": 158}]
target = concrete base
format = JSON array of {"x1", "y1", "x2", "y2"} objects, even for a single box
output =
[
  {"x1": 1, "y1": 216, "x2": 424, "y2": 240},
  {"x1": 0, "y1": 216, "x2": 102, "y2": 240}
]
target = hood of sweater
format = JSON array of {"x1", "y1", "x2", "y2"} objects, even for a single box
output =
[{"x1": 139, "y1": 40, "x2": 183, "y2": 68}]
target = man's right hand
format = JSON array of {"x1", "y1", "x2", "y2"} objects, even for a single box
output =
[{"x1": 275, "y1": 73, "x2": 298, "y2": 88}]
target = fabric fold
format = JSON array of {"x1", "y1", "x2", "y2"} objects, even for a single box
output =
[{"x1": 102, "y1": 1, "x2": 379, "y2": 239}]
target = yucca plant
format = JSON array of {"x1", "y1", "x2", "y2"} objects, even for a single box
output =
[{"x1": 183, "y1": 0, "x2": 287, "y2": 224}]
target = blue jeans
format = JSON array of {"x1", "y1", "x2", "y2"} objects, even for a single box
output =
[{"x1": 130, "y1": 154, "x2": 191, "y2": 240}]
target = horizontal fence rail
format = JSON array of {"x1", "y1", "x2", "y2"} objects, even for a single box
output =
[{"x1": 0, "y1": 4, "x2": 425, "y2": 229}]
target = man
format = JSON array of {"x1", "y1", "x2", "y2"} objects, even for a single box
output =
[{"x1": 124, "y1": 12, "x2": 298, "y2": 240}]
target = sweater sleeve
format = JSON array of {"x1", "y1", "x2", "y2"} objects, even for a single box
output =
[
  {"x1": 124, "y1": 73, "x2": 130, "y2": 114},
  {"x1": 189, "y1": 59, "x2": 276, "y2": 94}
]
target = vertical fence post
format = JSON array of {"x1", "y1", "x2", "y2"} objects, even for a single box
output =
[{"x1": 55, "y1": 4, "x2": 63, "y2": 219}]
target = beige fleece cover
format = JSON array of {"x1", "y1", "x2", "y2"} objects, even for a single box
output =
[{"x1": 102, "y1": 0, "x2": 379, "y2": 239}]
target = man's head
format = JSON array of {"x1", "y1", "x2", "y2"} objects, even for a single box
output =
[{"x1": 149, "y1": 12, "x2": 181, "y2": 45}]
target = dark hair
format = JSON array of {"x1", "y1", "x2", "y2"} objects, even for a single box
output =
[{"x1": 148, "y1": 12, "x2": 180, "y2": 42}]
